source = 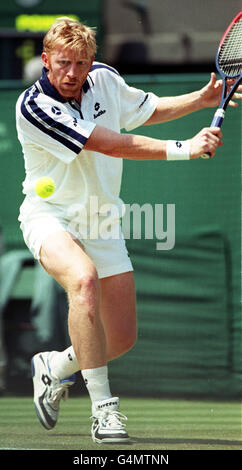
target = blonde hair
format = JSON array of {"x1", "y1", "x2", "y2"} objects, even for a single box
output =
[{"x1": 43, "y1": 17, "x2": 97, "y2": 58}]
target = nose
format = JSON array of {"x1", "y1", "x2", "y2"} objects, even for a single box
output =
[{"x1": 67, "y1": 63, "x2": 77, "y2": 79}]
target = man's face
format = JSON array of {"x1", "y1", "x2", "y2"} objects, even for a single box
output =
[{"x1": 42, "y1": 46, "x2": 94, "y2": 101}]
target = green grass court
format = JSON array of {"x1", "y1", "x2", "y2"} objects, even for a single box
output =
[{"x1": 0, "y1": 396, "x2": 241, "y2": 451}]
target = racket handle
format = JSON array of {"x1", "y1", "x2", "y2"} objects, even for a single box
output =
[
  {"x1": 201, "y1": 109, "x2": 225, "y2": 159},
  {"x1": 210, "y1": 108, "x2": 225, "y2": 128}
]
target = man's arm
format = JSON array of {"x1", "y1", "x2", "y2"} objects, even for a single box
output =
[
  {"x1": 84, "y1": 124, "x2": 223, "y2": 160},
  {"x1": 144, "y1": 73, "x2": 242, "y2": 126}
]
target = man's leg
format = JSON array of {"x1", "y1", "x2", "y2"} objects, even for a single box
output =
[
  {"x1": 32, "y1": 230, "x2": 129, "y2": 442},
  {"x1": 48, "y1": 272, "x2": 137, "y2": 381},
  {"x1": 99, "y1": 271, "x2": 137, "y2": 361},
  {"x1": 39, "y1": 231, "x2": 106, "y2": 370}
]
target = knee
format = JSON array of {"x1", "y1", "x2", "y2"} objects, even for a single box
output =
[
  {"x1": 69, "y1": 268, "x2": 100, "y2": 309},
  {"x1": 79, "y1": 270, "x2": 99, "y2": 294},
  {"x1": 72, "y1": 266, "x2": 98, "y2": 292}
]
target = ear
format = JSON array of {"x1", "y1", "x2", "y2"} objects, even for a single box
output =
[{"x1": 41, "y1": 52, "x2": 49, "y2": 69}]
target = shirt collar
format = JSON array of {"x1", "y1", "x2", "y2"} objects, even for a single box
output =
[{"x1": 38, "y1": 67, "x2": 93, "y2": 102}]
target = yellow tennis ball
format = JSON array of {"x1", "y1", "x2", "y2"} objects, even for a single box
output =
[{"x1": 34, "y1": 177, "x2": 55, "y2": 198}]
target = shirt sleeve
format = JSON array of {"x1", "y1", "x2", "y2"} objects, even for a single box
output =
[
  {"x1": 118, "y1": 77, "x2": 159, "y2": 131},
  {"x1": 17, "y1": 88, "x2": 96, "y2": 164}
]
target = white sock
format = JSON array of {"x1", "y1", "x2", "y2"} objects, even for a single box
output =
[
  {"x1": 81, "y1": 366, "x2": 112, "y2": 405},
  {"x1": 49, "y1": 346, "x2": 80, "y2": 379}
]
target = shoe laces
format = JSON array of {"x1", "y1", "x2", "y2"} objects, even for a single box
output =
[
  {"x1": 47, "y1": 381, "x2": 70, "y2": 409},
  {"x1": 92, "y1": 410, "x2": 128, "y2": 430}
]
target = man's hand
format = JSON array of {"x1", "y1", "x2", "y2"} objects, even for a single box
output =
[
  {"x1": 200, "y1": 72, "x2": 242, "y2": 108},
  {"x1": 190, "y1": 127, "x2": 223, "y2": 159}
]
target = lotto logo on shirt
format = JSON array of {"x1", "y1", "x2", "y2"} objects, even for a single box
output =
[
  {"x1": 94, "y1": 102, "x2": 106, "y2": 119},
  {"x1": 51, "y1": 106, "x2": 62, "y2": 115}
]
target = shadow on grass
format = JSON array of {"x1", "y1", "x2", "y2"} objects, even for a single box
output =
[
  {"x1": 49, "y1": 433, "x2": 242, "y2": 448},
  {"x1": 50, "y1": 433, "x2": 133, "y2": 446}
]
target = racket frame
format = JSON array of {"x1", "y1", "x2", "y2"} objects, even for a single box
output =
[{"x1": 201, "y1": 11, "x2": 242, "y2": 158}]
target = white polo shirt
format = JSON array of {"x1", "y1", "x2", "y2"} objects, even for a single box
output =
[{"x1": 16, "y1": 63, "x2": 158, "y2": 218}]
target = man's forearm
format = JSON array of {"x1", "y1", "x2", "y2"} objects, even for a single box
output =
[
  {"x1": 144, "y1": 90, "x2": 203, "y2": 126},
  {"x1": 85, "y1": 125, "x2": 166, "y2": 160},
  {"x1": 143, "y1": 71, "x2": 242, "y2": 126},
  {"x1": 84, "y1": 123, "x2": 222, "y2": 161}
]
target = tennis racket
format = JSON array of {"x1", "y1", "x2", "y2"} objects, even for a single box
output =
[{"x1": 201, "y1": 11, "x2": 242, "y2": 158}]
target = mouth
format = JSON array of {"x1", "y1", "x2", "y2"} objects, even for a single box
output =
[{"x1": 63, "y1": 82, "x2": 78, "y2": 87}]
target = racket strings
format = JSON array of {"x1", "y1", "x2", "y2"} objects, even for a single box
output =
[{"x1": 218, "y1": 18, "x2": 242, "y2": 77}]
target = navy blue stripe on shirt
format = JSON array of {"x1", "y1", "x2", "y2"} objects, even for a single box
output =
[
  {"x1": 82, "y1": 79, "x2": 91, "y2": 93},
  {"x1": 21, "y1": 88, "x2": 87, "y2": 154}
]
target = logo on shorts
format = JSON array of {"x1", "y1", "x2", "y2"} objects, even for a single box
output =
[
  {"x1": 51, "y1": 106, "x2": 61, "y2": 115},
  {"x1": 176, "y1": 141, "x2": 182, "y2": 148}
]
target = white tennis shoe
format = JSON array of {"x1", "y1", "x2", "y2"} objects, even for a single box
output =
[
  {"x1": 31, "y1": 351, "x2": 76, "y2": 430},
  {"x1": 91, "y1": 397, "x2": 130, "y2": 444}
]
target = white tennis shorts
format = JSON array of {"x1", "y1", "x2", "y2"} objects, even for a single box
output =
[{"x1": 19, "y1": 198, "x2": 133, "y2": 279}]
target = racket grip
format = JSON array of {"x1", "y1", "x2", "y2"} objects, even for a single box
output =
[
  {"x1": 210, "y1": 108, "x2": 225, "y2": 128},
  {"x1": 201, "y1": 109, "x2": 225, "y2": 159}
]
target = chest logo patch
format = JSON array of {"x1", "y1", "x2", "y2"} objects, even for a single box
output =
[
  {"x1": 94, "y1": 102, "x2": 106, "y2": 119},
  {"x1": 51, "y1": 106, "x2": 61, "y2": 116}
]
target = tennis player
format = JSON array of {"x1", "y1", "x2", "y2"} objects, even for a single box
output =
[{"x1": 15, "y1": 17, "x2": 241, "y2": 444}]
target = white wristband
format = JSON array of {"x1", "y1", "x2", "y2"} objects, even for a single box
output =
[{"x1": 166, "y1": 140, "x2": 190, "y2": 161}]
